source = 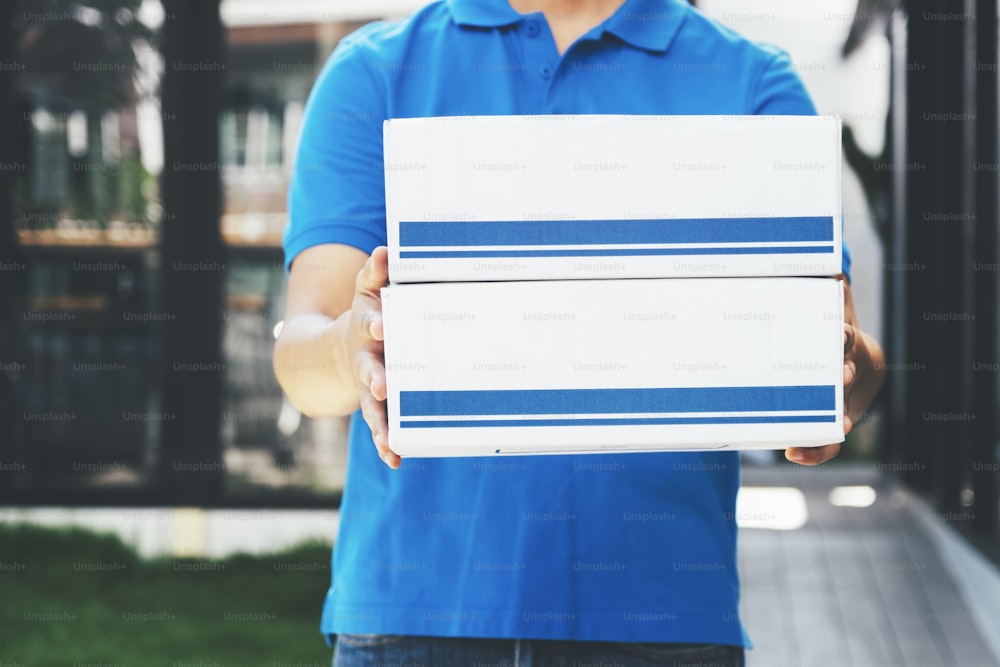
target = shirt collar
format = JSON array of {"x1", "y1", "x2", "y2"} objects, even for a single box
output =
[
  {"x1": 448, "y1": 0, "x2": 523, "y2": 28},
  {"x1": 447, "y1": 0, "x2": 689, "y2": 53},
  {"x1": 603, "y1": 0, "x2": 689, "y2": 53}
]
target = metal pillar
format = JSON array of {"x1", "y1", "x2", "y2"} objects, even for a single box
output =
[{"x1": 159, "y1": 0, "x2": 226, "y2": 504}]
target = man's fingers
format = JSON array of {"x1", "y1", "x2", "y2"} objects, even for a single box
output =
[
  {"x1": 368, "y1": 314, "x2": 384, "y2": 341},
  {"x1": 358, "y1": 346, "x2": 398, "y2": 468},
  {"x1": 352, "y1": 248, "x2": 387, "y2": 342},
  {"x1": 844, "y1": 360, "x2": 856, "y2": 389},
  {"x1": 358, "y1": 386, "x2": 384, "y2": 439},
  {"x1": 843, "y1": 323, "x2": 859, "y2": 439},
  {"x1": 785, "y1": 443, "x2": 841, "y2": 466},
  {"x1": 359, "y1": 386, "x2": 399, "y2": 469},
  {"x1": 369, "y1": 360, "x2": 387, "y2": 402},
  {"x1": 844, "y1": 323, "x2": 856, "y2": 352},
  {"x1": 357, "y1": 349, "x2": 387, "y2": 402},
  {"x1": 352, "y1": 308, "x2": 384, "y2": 343},
  {"x1": 346, "y1": 247, "x2": 395, "y2": 469},
  {"x1": 356, "y1": 246, "x2": 390, "y2": 294}
]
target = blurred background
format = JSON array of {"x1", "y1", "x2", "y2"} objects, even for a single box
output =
[{"x1": 0, "y1": 0, "x2": 997, "y2": 665}]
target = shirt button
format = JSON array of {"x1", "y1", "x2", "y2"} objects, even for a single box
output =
[
  {"x1": 539, "y1": 64, "x2": 553, "y2": 79},
  {"x1": 524, "y1": 21, "x2": 540, "y2": 37}
]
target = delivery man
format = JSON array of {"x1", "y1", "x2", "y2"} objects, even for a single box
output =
[{"x1": 273, "y1": 0, "x2": 885, "y2": 665}]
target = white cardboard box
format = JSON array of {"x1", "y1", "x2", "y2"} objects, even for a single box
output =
[
  {"x1": 384, "y1": 115, "x2": 842, "y2": 283},
  {"x1": 382, "y1": 277, "x2": 845, "y2": 457}
]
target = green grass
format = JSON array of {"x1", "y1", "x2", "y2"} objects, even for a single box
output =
[{"x1": 0, "y1": 523, "x2": 335, "y2": 666}]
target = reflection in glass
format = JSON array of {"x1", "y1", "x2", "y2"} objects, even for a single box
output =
[
  {"x1": 15, "y1": 0, "x2": 163, "y2": 245},
  {"x1": 9, "y1": 0, "x2": 166, "y2": 494},
  {"x1": 217, "y1": 8, "x2": 374, "y2": 498}
]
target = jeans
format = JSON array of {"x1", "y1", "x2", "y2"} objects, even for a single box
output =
[{"x1": 333, "y1": 634, "x2": 745, "y2": 667}]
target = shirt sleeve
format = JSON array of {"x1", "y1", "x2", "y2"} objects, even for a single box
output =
[
  {"x1": 283, "y1": 37, "x2": 388, "y2": 272},
  {"x1": 751, "y1": 48, "x2": 852, "y2": 281},
  {"x1": 750, "y1": 48, "x2": 816, "y2": 116}
]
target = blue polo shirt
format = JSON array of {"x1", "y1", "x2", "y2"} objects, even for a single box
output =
[{"x1": 285, "y1": 0, "x2": 851, "y2": 648}]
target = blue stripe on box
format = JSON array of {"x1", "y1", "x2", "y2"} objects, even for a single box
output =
[
  {"x1": 399, "y1": 245, "x2": 834, "y2": 259},
  {"x1": 398, "y1": 216, "x2": 834, "y2": 247},
  {"x1": 400, "y1": 414, "x2": 838, "y2": 428},
  {"x1": 399, "y1": 386, "x2": 836, "y2": 418}
]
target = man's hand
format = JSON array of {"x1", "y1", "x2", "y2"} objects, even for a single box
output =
[
  {"x1": 274, "y1": 244, "x2": 400, "y2": 469},
  {"x1": 786, "y1": 277, "x2": 885, "y2": 466},
  {"x1": 345, "y1": 247, "x2": 399, "y2": 469}
]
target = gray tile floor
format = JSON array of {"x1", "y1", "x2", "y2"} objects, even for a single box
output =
[{"x1": 740, "y1": 464, "x2": 999, "y2": 667}]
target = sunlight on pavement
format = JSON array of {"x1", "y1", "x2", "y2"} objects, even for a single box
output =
[
  {"x1": 736, "y1": 487, "x2": 808, "y2": 530},
  {"x1": 828, "y1": 484, "x2": 878, "y2": 508}
]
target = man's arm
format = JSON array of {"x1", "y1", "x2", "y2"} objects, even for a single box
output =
[
  {"x1": 786, "y1": 274, "x2": 885, "y2": 465},
  {"x1": 273, "y1": 244, "x2": 400, "y2": 468}
]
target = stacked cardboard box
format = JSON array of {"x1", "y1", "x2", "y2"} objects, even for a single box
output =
[{"x1": 381, "y1": 115, "x2": 845, "y2": 457}]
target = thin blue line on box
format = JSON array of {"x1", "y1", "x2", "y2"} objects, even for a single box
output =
[
  {"x1": 399, "y1": 386, "x2": 836, "y2": 417},
  {"x1": 399, "y1": 245, "x2": 835, "y2": 259},
  {"x1": 400, "y1": 414, "x2": 838, "y2": 429},
  {"x1": 398, "y1": 216, "x2": 835, "y2": 247}
]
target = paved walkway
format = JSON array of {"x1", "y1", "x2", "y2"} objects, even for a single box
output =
[
  {"x1": 3, "y1": 463, "x2": 998, "y2": 666},
  {"x1": 739, "y1": 463, "x2": 999, "y2": 667}
]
